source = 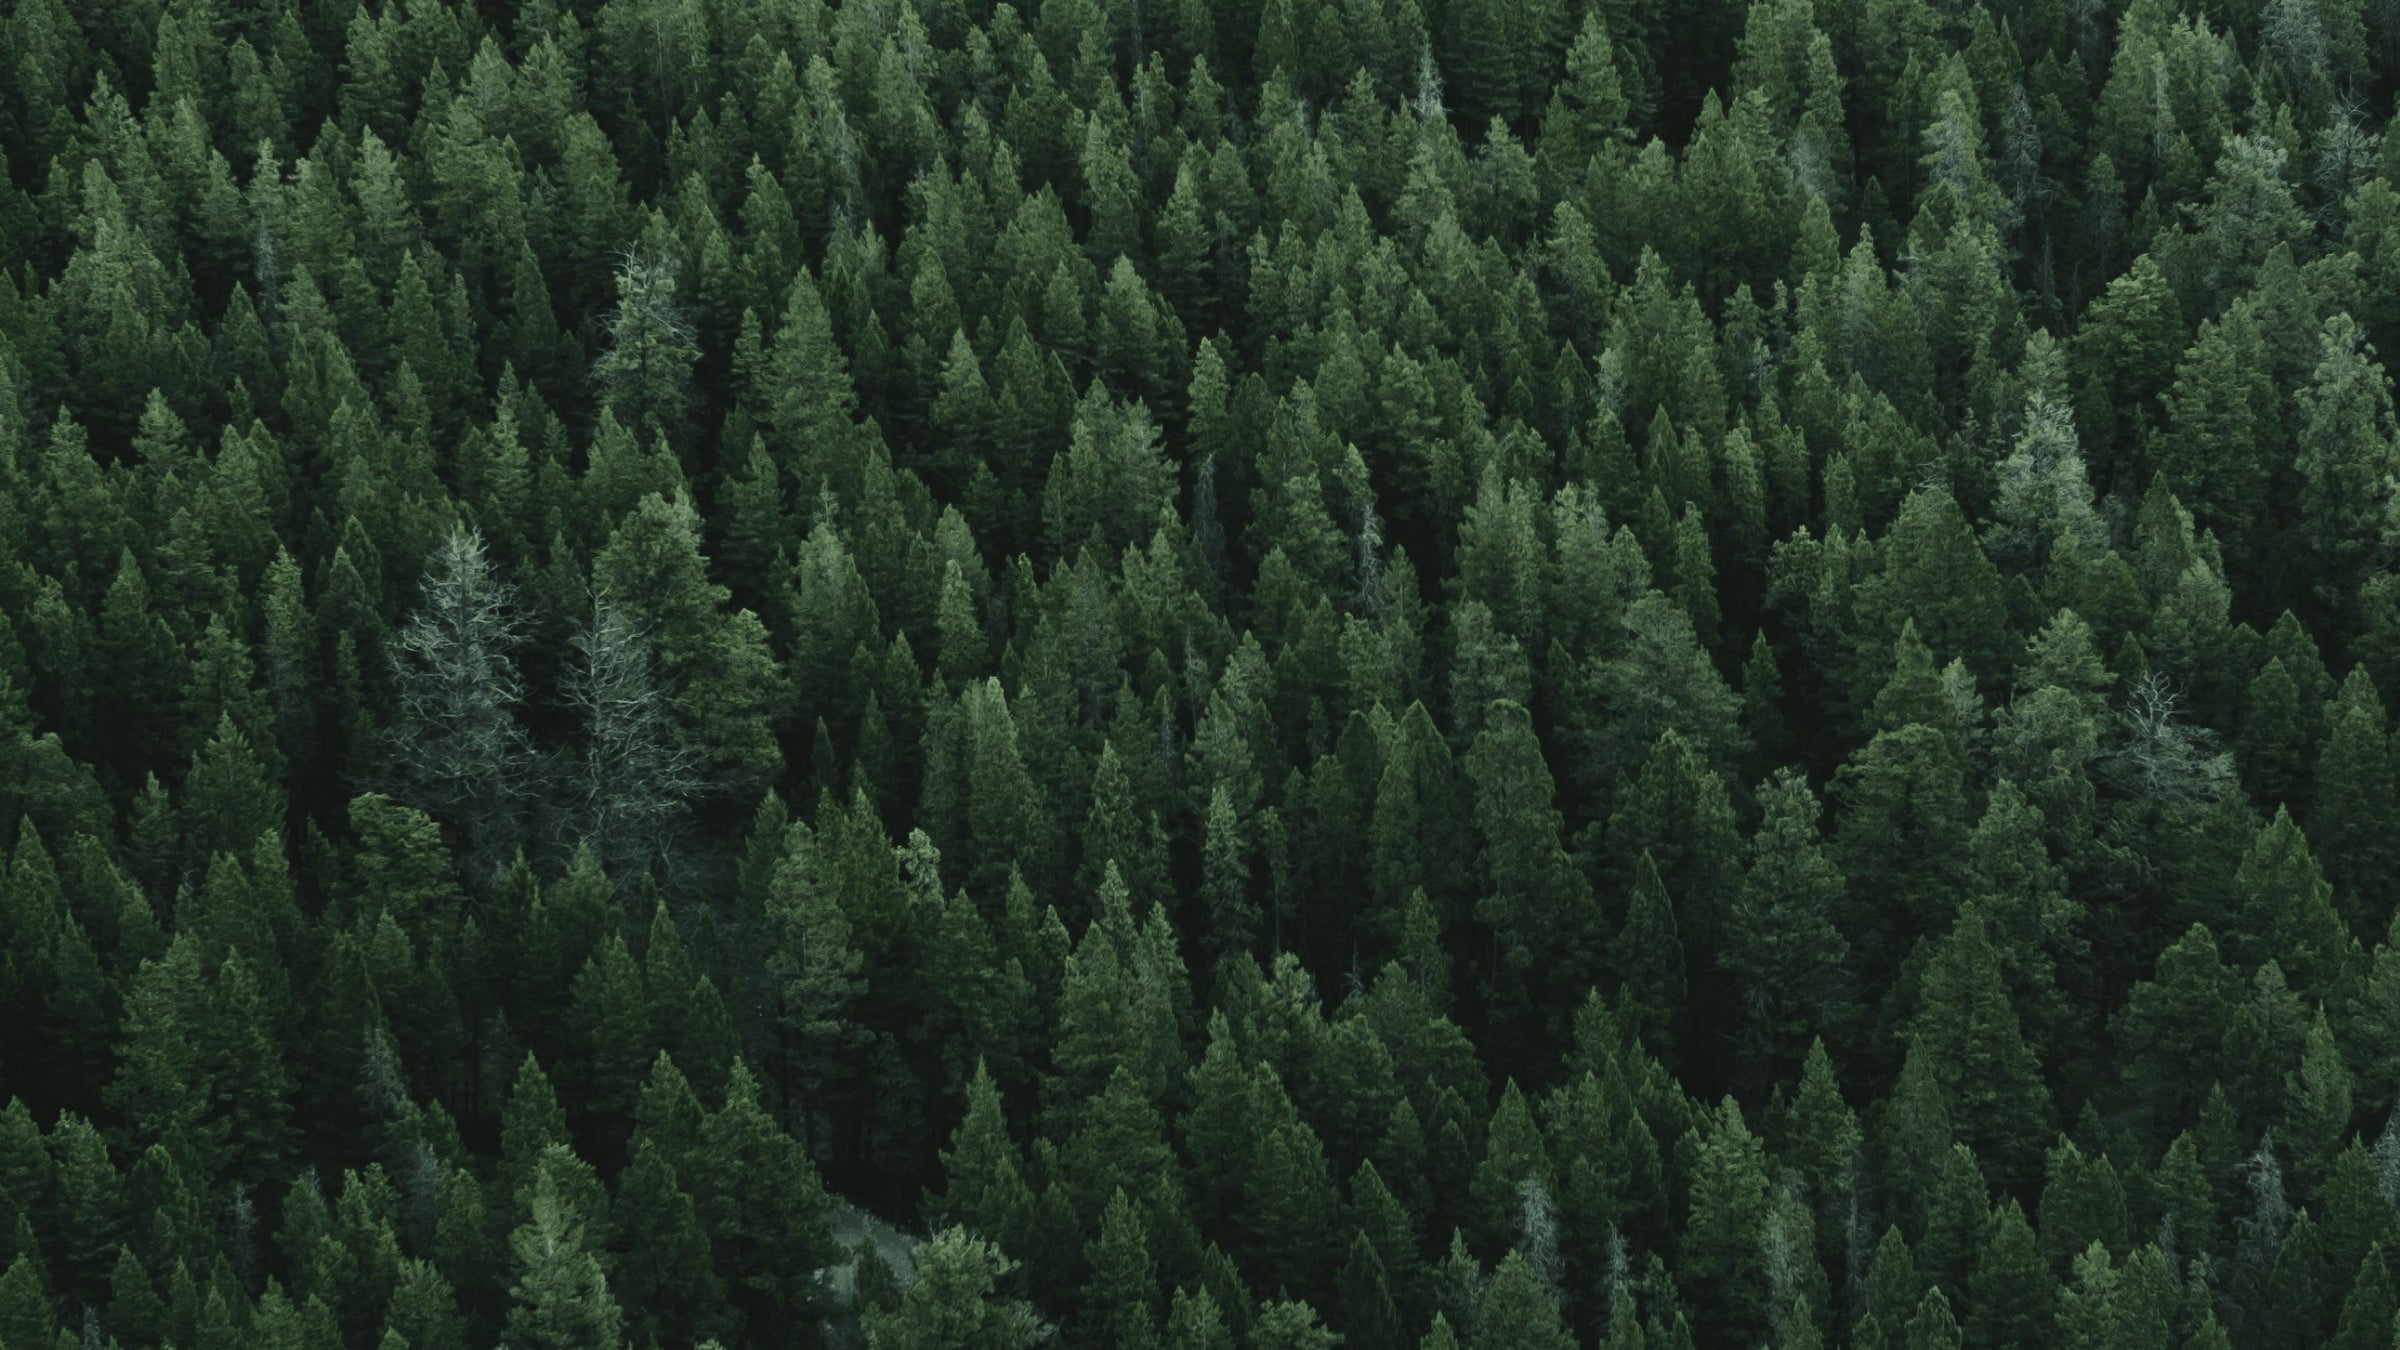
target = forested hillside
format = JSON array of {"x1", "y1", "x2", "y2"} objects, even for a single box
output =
[{"x1": 5, "y1": 0, "x2": 2400, "y2": 1345}]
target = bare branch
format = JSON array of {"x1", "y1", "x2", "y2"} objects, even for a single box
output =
[{"x1": 559, "y1": 591, "x2": 705, "y2": 879}]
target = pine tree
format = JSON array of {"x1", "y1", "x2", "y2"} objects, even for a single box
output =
[
  {"x1": 2038, "y1": 1138, "x2": 2131, "y2": 1273},
  {"x1": 1370, "y1": 702, "x2": 1472, "y2": 919},
  {"x1": 1198, "y1": 785, "x2": 1256, "y2": 967},
  {"x1": 592, "y1": 491, "x2": 783, "y2": 788},
  {"x1": 1248, "y1": 1299, "x2": 1340, "y2": 1350},
  {"x1": 1859, "y1": 486, "x2": 2013, "y2": 689},
  {"x1": 558, "y1": 592, "x2": 701, "y2": 877},
  {"x1": 1567, "y1": 591, "x2": 1747, "y2": 783},
  {"x1": 1832, "y1": 723, "x2": 1970, "y2": 988},
  {"x1": 1474, "y1": 1249, "x2": 1572, "y2": 1350},
  {"x1": 1609, "y1": 853, "x2": 1686, "y2": 1066},
  {"x1": 763, "y1": 811, "x2": 868, "y2": 1146},
  {"x1": 1540, "y1": 12, "x2": 1633, "y2": 190},
  {"x1": 1236, "y1": 1077, "x2": 1342, "y2": 1285},
  {"x1": 502, "y1": 1156, "x2": 622, "y2": 1350},
  {"x1": 1466, "y1": 1080, "x2": 1550, "y2": 1260},
  {"x1": 952, "y1": 679, "x2": 1061, "y2": 905},
  {"x1": 2311, "y1": 670, "x2": 2398, "y2": 934},
  {"x1": 934, "y1": 1059, "x2": 1034, "y2": 1246},
  {"x1": 1682, "y1": 1097, "x2": 1774, "y2": 1343},
  {"x1": 0, "y1": 1251, "x2": 54, "y2": 1350},
  {"x1": 692, "y1": 1060, "x2": 837, "y2": 1333},
  {"x1": 2263, "y1": 1208, "x2": 2339, "y2": 1348},
  {"x1": 90, "y1": 548, "x2": 190, "y2": 785},
  {"x1": 107, "y1": 934, "x2": 292, "y2": 1181},
  {"x1": 1335, "y1": 1227, "x2": 1407, "y2": 1350},
  {"x1": 1724, "y1": 770, "x2": 1851, "y2": 1084},
  {"x1": 2067, "y1": 1240, "x2": 2150, "y2": 1350},
  {"x1": 181, "y1": 713, "x2": 286, "y2": 875},
  {"x1": 1906, "y1": 909, "x2": 2051, "y2": 1189},
  {"x1": 2295, "y1": 313, "x2": 2400, "y2": 613},
  {"x1": 2240, "y1": 657, "x2": 2314, "y2": 810},
  {"x1": 2285, "y1": 1008, "x2": 2357, "y2": 1194},
  {"x1": 1784, "y1": 1038, "x2": 1862, "y2": 1266},
  {"x1": 388, "y1": 526, "x2": 525, "y2": 859},
  {"x1": 384, "y1": 1258, "x2": 468, "y2": 1350},
  {"x1": 592, "y1": 248, "x2": 699, "y2": 442},
  {"x1": 1467, "y1": 699, "x2": 1596, "y2": 1022},
  {"x1": 862, "y1": 1227, "x2": 1047, "y2": 1349},
  {"x1": 2326, "y1": 1243, "x2": 2395, "y2": 1350},
  {"x1": 1968, "y1": 1198, "x2": 2059, "y2": 1348},
  {"x1": 2232, "y1": 808, "x2": 2351, "y2": 1003},
  {"x1": 1605, "y1": 725, "x2": 1744, "y2": 962},
  {"x1": 2160, "y1": 305, "x2": 2277, "y2": 578},
  {"x1": 1080, "y1": 1189, "x2": 1160, "y2": 1348},
  {"x1": 764, "y1": 268, "x2": 861, "y2": 490},
  {"x1": 1079, "y1": 739, "x2": 1170, "y2": 914}
]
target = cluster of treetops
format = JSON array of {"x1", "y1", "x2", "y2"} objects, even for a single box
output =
[{"x1": 13, "y1": 0, "x2": 2400, "y2": 1345}]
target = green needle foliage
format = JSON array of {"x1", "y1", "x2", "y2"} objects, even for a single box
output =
[{"x1": 2, "y1": 1, "x2": 2400, "y2": 1345}]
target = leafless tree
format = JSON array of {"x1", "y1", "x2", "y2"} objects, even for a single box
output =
[
  {"x1": 389, "y1": 526, "x2": 532, "y2": 872},
  {"x1": 558, "y1": 592, "x2": 704, "y2": 881},
  {"x1": 2106, "y1": 672, "x2": 2237, "y2": 806},
  {"x1": 1517, "y1": 1177, "x2": 1560, "y2": 1292}
]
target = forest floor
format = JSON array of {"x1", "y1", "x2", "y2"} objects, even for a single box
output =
[{"x1": 822, "y1": 1200, "x2": 923, "y2": 1304}]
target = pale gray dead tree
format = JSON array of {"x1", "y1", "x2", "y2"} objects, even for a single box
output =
[
  {"x1": 224, "y1": 1184, "x2": 258, "y2": 1290},
  {"x1": 2265, "y1": 0, "x2": 2333, "y2": 93},
  {"x1": 1841, "y1": 1172, "x2": 1875, "y2": 1320},
  {"x1": 1413, "y1": 47, "x2": 1446, "y2": 123},
  {"x1": 1998, "y1": 83, "x2": 2046, "y2": 228},
  {"x1": 2106, "y1": 672, "x2": 2238, "y2": 807},
  {"x1": 2311, "y1": 103, "x2": 2380, "y2": 227},
  {"x1": 2234, "y1": 1129, "x2": 2292, "y2": 1280},
  {"x1": 2374, "y1": 1109, "x2": 2400, "y2": 1206},
  {"x1": 1354, "y1": 494, "x2": 1390, "y2": 619},
  {"x1": 1516, "y1": 1177, "x2": 1560, "y2": 1292},
  {"x1": 1600, "y1": 1227, "x2": 1637, "y2": 1312},
  {"x1": 559, "y1": 592, "x2": 704, "y2": 881},
  {"x1": 1191, "y1": 450, "x2": 1228, "y2": 603},
  {"x1": 389, "y1": 525, "x2": 532, "y2": 872}
]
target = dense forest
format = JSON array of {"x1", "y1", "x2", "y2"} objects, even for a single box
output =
[{"x1": 10, "y1": 0, "x2": 2400, "y2": 1345}]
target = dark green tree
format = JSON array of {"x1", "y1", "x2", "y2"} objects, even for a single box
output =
[
  {"x1": 1723, "y1": 770, "x2": 1851, "y2": 1085},
  {"x1": 2295, "y1": 314, "x2": 2400, "y2": 615},
  {"x1": 1466, "y1": 700, "x2": 1596, "y2": 1028},
  {"x1": 590, "y1": 491, "x2": 783, "y2": 790},
  {"x1": 591, "y1": 248, "x2": 699, "y2": 441},
  {"x1": 1906, "y1": 908, "x2": 2051, "y2": 1191}
]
